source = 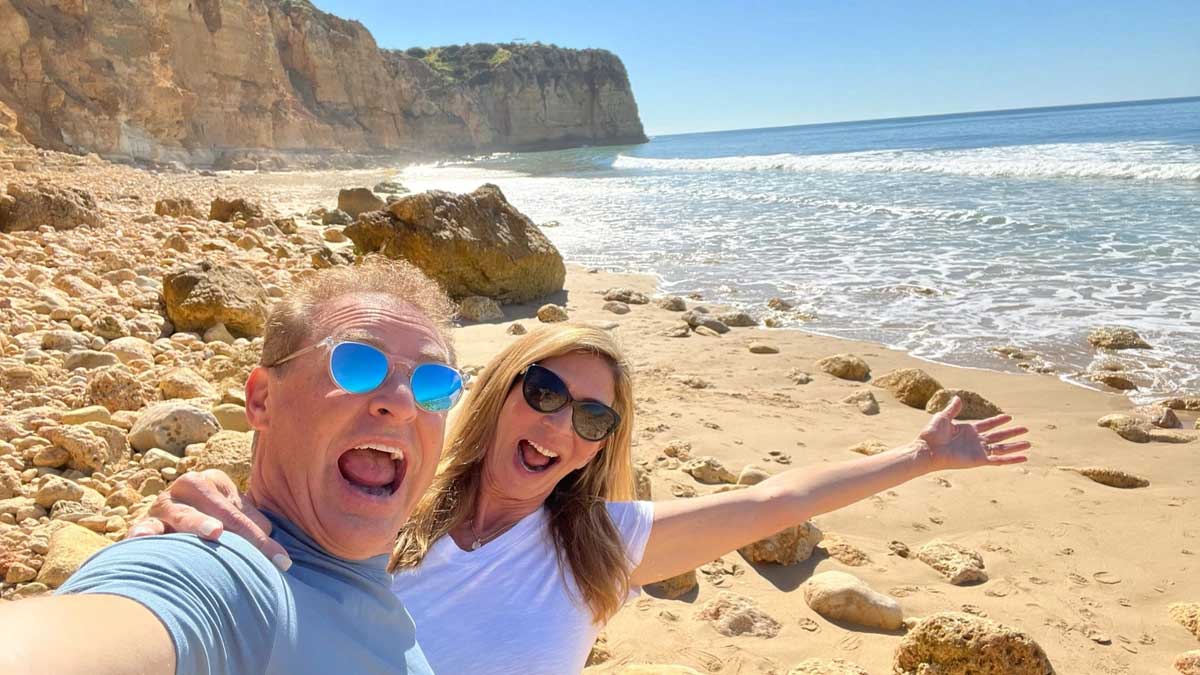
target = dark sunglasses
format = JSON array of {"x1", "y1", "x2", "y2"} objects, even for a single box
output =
[
  {"x1": 270, "y1": 337, "x2": 466, "y2": 412},
  {"x1": 520, "y1": 363, "x2": 620, "y2": 442}
]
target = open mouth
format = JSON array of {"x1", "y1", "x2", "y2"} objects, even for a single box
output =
[
  {"x1": 337, "y1": 444, "x2": 407, "y2": 497},
  {"x1": 517, "y1": 439, "x2": 560, "y2": 473}
]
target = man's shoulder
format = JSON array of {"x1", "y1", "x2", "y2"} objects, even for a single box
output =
[{"x1": 58, "y1": 530, "x2": 291, "y2": 619}]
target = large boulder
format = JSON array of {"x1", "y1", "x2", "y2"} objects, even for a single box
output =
[
  {"x1": 893, "y1": 612, "x2": 1054, "y2": 674},
  {"x1": 187, "y1": 430, "x2": 253, "y2": 491},
  {"x1": 345, "y1": 185, "x2": 565, "y2": 303},
  {"x1": 0, "y1": 182, "x2": 101, "y2": 232},
  {"x1": 337, "y1": 187, "x2": 385, "y2": 218},
  {"x1": 739, "y1": 521, "x2": 823, "y2": 565},
  {"x1": 36, "y1": 523, "x2": 112, "y2": 588},
  {"x1": 874, "y1": 368, "x2": 943, "y2": 409},
  {"x1": 208, "y1": 197, "x2": 263, "y2": 222},
  {"x1": 1087, "y1": 326, "x2": 1151, "y2": 350},
  {"x1": 803, "y1": 571, "x2": 903, "y2": 630},
  {"x1": 128, "y1": 402, "x2": 221, "y2": 456},
  {"x1": 162, "y1": 261, "x2": 269, "y2": 338}
]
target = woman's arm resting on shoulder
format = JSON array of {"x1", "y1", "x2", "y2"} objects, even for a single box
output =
[
  {"x1": 0, "y1": 594, "x2": 175, "y2": 675},
  {"x1": 630, "y1": 396, "x2": 1030, "y2": 586},
  {"x1": 127, "y1": 469, "x2": 290, "y2": 570}
]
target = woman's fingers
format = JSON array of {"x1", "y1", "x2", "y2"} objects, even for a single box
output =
[
  {"x1": 986, "y1": 453, "x2": 1029, "y2": 465},
  {"x1": 126, "y1": 516, "x2": 165, "y2": 539},
  {"x1": 972, "y1": 414, "x2": 1013, "y2": 433},
  {"x1": 985, "y1": 441, "x2": 1031, "y2": 455},
  {"x1": 981, "y1": 426, "x2": 1029, "y2": 444}
]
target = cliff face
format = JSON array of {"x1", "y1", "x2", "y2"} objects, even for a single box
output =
[{"x1": 0, "y1": 0, "x2": 647, "y2": 165}]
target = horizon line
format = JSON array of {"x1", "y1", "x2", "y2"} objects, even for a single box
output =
[{"x1": 648, "y1": 95, "x2": 1200, "y2": 139}]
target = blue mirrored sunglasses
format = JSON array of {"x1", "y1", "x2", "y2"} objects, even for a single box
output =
[{"x1": 269, "y1": 336, "x2": 466, "y2": 412}]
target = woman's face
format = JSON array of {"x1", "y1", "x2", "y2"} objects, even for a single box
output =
[{"x1": 482, "y1": 352, "x2": 617, "y2": 503}]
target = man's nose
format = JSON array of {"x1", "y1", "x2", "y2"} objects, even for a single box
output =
[{"x1": 366, "y1": 372, "x2": 419, "y2": 421}]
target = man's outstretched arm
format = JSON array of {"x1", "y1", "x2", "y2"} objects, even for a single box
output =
[{"x1": 0, "y1": 594, "x2": 175, "y2": 675}]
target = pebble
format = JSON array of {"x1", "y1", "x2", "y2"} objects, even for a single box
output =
[{"x1": 803, "y1": 571, "x2": 903, "y2": 630}]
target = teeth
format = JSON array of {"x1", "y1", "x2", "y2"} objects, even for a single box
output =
[
  {"x1": 528, "y1": 440, "x2": 558, "y2": 459},
  {"x1": 360, "y1": 444, "x2": 404, "y2": 461}
]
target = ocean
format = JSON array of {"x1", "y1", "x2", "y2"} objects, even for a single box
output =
[{"x1": 397, "y1": 97, "x2": 1200, "y2": 402}]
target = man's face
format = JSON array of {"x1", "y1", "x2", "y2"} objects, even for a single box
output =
[{"x1": 245, "y1": 292, "x2": 449, "y2": 560}]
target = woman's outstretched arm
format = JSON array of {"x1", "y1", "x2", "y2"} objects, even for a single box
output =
[{"x1": 629, "y1": 396, "x2": 1030, "y2": 586}]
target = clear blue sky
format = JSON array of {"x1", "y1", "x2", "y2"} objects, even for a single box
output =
[{"x1": 313, "y1": 0, "x2": 1200, "y2": 136}]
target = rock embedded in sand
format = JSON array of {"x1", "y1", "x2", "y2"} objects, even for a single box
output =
[
  {"x1": 337, "y1": 187, "x2": 385, "y2": 218},
  {"x1": 1097, "y1": 414, "x2": 1153, "y2": 443},
  {"x1": 816, "y1": 354, "x2": 870, "y2": 382},
  {"x1": 717, "y1": 311, "x2": 758, "y2": 327},
  {"x1": 154, "y1": 197, "x2": 203, "y2": 219},
  {"x1": 788, "y1": 368, "x2": 812, "y2": 385},
  {"x1": 1131, "y1": 404, "x2": 1182, "y2": 429},
  {"x1": 647, "y1": 569, "x2": 697, "y2": 599},
  {"x1": 916, "y1": 540, "x2": 987, "y2": 585},
  {"x1": 682, "y1": 456, "x2": 736, "y2": 484},
  {"x1": 695, "y1": 591, "x2": 781, "y2": 638},
  {"x1": 1088, "y1": 326, "x2": 1151, "y2": 350},
  {"x1": 128, "y1": 402, "x2": 220, "y2": 456},
  {"x1": 822, "y1": 539, "x2": 872, "y2": 566},
  {"x1": 1177, "y1": 651, "x2": 1200, "y2": 674},
  {"x1": 656, "y1": 296, "x2": 686, "y2": 311},
  {"x1": 841, "y1": 391, "x2": 879, "y2": 415},
  {"x1": 603, "y1": 301, "x2": 631, "y2": 315},
  {"x1": 849, "y1": 439, "x2": 888, "y2": 456},
  {"x1": 208, "y1": 197, "x2": 263, "y2": 222},
  {"x1": 925, "y1": 389, "x2": 1003, "y2": 419},
  {"x1": 661, "y1": 323, "x2": 690, "y2": 338},
  {"x1": 894, "y1": 612, "x2": 1055, "y2": 675},
  {"x1": 1169, "y1": 603, "x2": 1200, "y2": 639},
  {"x1": 787, "y1": 659, "x2": 868, "y2": 675},
  {"x1": 633, "y1": 465, "x2": 652, "y2": 500},
  {"x1": 874, "y1": 368, "x2": 944, "y2": 409},
  {"x1": 162, "y1": 261, "x2": 269, "y2": 338},
  {"x1": 681, "y1": 310, "x2": 729, "y2": 334},
  {"x1": 803, "y1": 570, "x2": 903, "y2": 630},
  {"x1": 506, "y1": 323, "x2": 527, "y2": 335},
  {"x1": 36, "y1": 523, "x2": 112, "y2": 589},
  {"x1": 321, "y1": 209, "x2": 352, "y2": 226},
  {"x1": 586, "y1": 634, "x2": 611, "y2": 666},
  {"x1": 767, "y1": 297, "x2": 793, "y2": 311},
  {"x1": 1058, "y1": 466, "x2": 1149, "y2": 489},
  {"x1": 693, "y1": 326, "x2": 721, "y2": 338},
  {"x1": 1087, "y1": 372, "x2": 1138, "y2": 390},
  {"x1": 739, "y1": 521, "x2": 823, "y2": 565},
  {"x1": 603, "y1": 288, "x2": 649, "y2": 305},
  {"x1": 346, "y1": 186, "x2": 566, "y2": 303},
  {"x1": 1159, "y1": 397, "x2": 1200, "y2": 411},
  {"x1": 458, "y1": 296, "x2": 504, "y2": 322},
  {"x1": 536, "y1": 304, "x2": 568, "y2": 323},
  {"x1": 737, "y1": 465, "x2": 770, "y2": 485},
  {"x1": 0, "y1": 182, "x2": 102, "y2": 232}
]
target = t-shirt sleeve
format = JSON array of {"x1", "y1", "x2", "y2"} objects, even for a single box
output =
[
  {"x1": 605, "y1": 500, "x2": 655, "y2": 570},
  {"x1": 56, "y1": 532, "x2": 287, "y2": 675}
]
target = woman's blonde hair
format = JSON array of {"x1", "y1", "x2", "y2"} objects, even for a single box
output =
[{"x1": 390, "y1": 323, "x2": 636, "y2": 624}]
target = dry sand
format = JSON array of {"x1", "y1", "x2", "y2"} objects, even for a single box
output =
[{"x1": 2, "y1": 149, "x2": 1197, "y2": 673}]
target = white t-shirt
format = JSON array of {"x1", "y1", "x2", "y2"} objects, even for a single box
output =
[{"x1": 391, "y1": 500, "x2": 655, "y2": 674}]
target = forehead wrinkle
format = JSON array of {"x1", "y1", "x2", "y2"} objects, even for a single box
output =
[{"x1": 315, "y1": 302, "x2": 451, "y2": 364}]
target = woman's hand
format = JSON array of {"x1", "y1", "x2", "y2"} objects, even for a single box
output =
[
  {"x1": 915, "y1": 395, "x2": 1031, "y2": 472},
  {"x1": 126, "y1": 469, "x2": 292, "y2": 571}
]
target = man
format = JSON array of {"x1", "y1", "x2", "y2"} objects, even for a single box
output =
[{"x1": 0, "y1": 258, "x2": 462, "y2": 674}]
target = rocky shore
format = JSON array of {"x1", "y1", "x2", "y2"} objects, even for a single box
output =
[{"x1": 1, "y1": 146, "x2": 1198, "y2": 674}]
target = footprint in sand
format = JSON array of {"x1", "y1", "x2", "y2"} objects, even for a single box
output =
[
  {"x1": 1067, "y1": 572, "x2": 1090, "y2": 586},
  {"x1": 1093, "y1": 571, "x2": 1122, "y2": 585},
  {"x1": 835, "y1": 635, "x2": 862, "y2": 652},
  {"x1": 798, "y1": 618, "x2": 821, "y2": 632},
  {"x1": 1057, "y1": 548, "x2": 1075, "y2": 556}
]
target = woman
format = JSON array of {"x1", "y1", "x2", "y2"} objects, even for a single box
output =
[{"x1": 134, "y1": 323, "x2": 1030, "y2": 673}]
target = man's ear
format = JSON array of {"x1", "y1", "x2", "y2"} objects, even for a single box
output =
[{"x1": 245, "y1": 366, "x2": 271, "y2": 432}]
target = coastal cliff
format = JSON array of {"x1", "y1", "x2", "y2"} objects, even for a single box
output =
[{"x1": 0, "y1": 0, "x2": 647, "y2": 166}]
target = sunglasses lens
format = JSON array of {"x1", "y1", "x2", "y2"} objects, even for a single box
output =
[
  {"x1": 523, "y1": 366, "x2": 569, "y2": 413},
  {"x1": 573, "y1": 402, "x2": 618, "y2": 441},
  {"x1": 412, "y1": 363, "x2": 464, "y2": 412},
  {"x1": 329, "y1": 342, "x2": 389, "y2": 394}
]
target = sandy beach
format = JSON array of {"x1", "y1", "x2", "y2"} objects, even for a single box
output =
[{"x1": 1, "y1": 149, "x2": 1197, "y2": 673}]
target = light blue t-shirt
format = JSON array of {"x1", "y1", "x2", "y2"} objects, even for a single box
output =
[{"x1": 58, "y1": 511, "x2": 432, "y2": 675}]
